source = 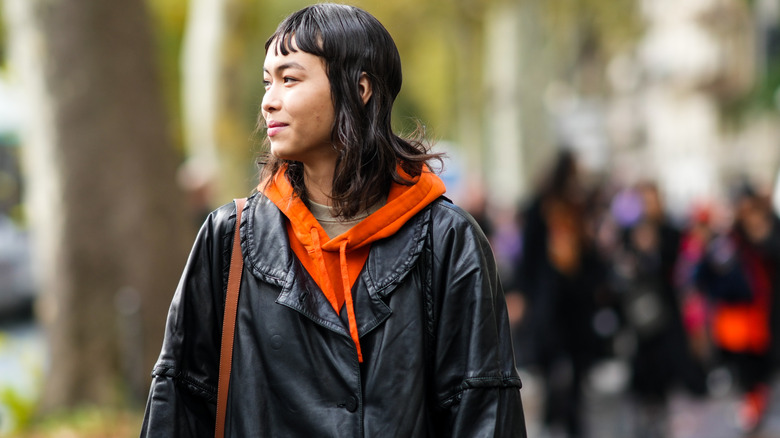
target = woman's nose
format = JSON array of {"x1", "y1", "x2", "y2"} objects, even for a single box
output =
[{"x1": 261, "y1": 86, "x2": 280, "y2": 113}]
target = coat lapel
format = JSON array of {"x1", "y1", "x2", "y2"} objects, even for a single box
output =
[
  {"x1": 243, "y1": 193, "x2": 432, "y2": 340},
  {"x1": 356, "y1": 206, "x2": 431, "y2": 337},
  {"x1": 276, "y1": 260, "x2": 351, "y2": 336}
]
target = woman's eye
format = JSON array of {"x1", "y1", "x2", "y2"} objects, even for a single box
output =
[
  {"x1": 283, "y1": 77, "x2": 297, "y2": 84},
  {"x1": 262, "y1": 79, "x2": 271, "y2": 88}
]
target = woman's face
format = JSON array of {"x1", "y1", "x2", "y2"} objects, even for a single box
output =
[{"x1": 261, "y1": 40, "x2": 338, "y2": 169}]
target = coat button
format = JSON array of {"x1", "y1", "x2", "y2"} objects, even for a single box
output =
[{"x1": 344, "y1": 396, "x2": 358, "y2": 412}]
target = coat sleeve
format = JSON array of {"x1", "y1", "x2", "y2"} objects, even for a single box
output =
[
  {"x1": 140, "y1": 204, "x2": 236, "y2": 437},
  {"x1": 428, "y1": 202, "x2": 528, "y2": 438}
]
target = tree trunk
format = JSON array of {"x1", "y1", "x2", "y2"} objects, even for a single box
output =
[{"x1": 4, "y1": 0, "x2": 194, "y2": 410}]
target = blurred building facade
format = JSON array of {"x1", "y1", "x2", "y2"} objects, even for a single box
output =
[{"x1": 483, "y1": 0, "x2": 780, "y2": 219}]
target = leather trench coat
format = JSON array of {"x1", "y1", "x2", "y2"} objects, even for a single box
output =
[{"x1": 141, "y1": 193, "x2": 527, "y2": 437}]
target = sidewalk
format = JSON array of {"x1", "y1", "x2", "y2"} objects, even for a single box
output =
[{"x1": 520, "y1": 361, "x2": 780, "y2": 438}]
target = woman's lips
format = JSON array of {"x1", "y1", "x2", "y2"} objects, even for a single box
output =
[{"x1": 266, "y1": 121, "x2": 288, "y2": 137}]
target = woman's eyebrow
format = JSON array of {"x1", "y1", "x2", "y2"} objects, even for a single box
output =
[{"x1": 263, "y1": 62, "x2": 306, "y2": 75}]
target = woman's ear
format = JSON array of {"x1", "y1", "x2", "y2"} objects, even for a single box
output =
[{"x1": 358, "y1": 72, "x2": 373, "y2": 105}]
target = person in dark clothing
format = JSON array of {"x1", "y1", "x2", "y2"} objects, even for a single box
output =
[
  {"x1": 612, "y1": 182, "x2": 705, "y2": 438},
  {"x1": 696, "y1": 183, "x2": 780, "y2": 433},
  {"x1": 515, "y1": 149, "x2": 607, "y2": 438},
  {"x1": 141, "y1": 4, "x2": 526, "y2": 437}
]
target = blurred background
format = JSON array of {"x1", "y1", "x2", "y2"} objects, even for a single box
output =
[{"x1": 0, "y1": 0, "x2": 779, "y2": 436}]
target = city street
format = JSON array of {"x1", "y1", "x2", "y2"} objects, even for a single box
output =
[{"x1": 521, "y1": 362, "x2": 780, "y2": 438}]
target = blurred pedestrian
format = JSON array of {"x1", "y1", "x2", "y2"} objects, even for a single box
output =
[
  {"x1": 695, "y1": 182, "x2": 780, "y2": 433},
  {"x1": 674, "y1": 203, "x2": 717, "y2": 370},
  {"x1": 611, "y1": 182, "x2": 705, "y2": 438},
  {"x1": 140, "y1": 4, "x2": 526, "y2": 437},
  {"x1": 514, "y1": 149, "x2": 608, "y2": 438}
]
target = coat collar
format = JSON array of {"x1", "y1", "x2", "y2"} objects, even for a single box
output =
[{"x1": 242, "y1": 193, "x2": 432, "y2": 338}]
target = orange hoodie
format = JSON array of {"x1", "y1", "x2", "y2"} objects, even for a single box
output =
[{"x1": 262, "y1": 165, "x2": 446, "y2": 362}]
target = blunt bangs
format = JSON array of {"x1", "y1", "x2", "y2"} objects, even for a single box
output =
[
  {"x1": 264, "y1": 10, "x2": 326, "y2": 58},
  {"x1": 263, "y1": 4, "x2": 402, "y2": 98}
]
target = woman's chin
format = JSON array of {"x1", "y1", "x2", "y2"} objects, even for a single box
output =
[{"x1": 269, "y1": 146, "x2": 293, "y2": 161}]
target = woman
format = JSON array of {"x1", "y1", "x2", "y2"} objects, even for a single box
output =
[
  {"x1": 696, "y1": 184, "x2": 780, "y2": 433},
  {"x1": 513, "y1": 149, "x2": 606, "y2": 438},
  {"x1": 141, "y1": 4, "x2": 526, "y2": 437}
]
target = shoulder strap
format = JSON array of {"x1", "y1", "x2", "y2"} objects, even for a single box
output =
[{"x1": 215, "y1": 197, "x2": 247, "y2": 438}]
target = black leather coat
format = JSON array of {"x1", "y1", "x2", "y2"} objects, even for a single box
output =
[{"x1": 141, "y1": 193, "x2": 527, "y2": 437}]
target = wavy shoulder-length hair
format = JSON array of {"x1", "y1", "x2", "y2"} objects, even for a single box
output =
[{"x1": 258, "y1": 3, "x2": 443, "y2": 218}]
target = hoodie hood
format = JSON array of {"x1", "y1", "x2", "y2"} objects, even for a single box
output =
[{"x1": 262, "y1": 165, "x2": 446, "y2": 361}]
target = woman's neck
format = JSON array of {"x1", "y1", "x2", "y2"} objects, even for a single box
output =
[{"x1": 303, "y1": 162, "x2": 335, "y2": 206}]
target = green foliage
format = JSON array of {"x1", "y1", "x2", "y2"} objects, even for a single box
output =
[
  {"x1": 8, "y1": 407, "x2": 143, "y2": 438},
  {"x1": 0, "y1": 386, "x2": 37, "y2": 434},
  {"x1": 0, "y1": 332, "x2": 41, "y2": 435},
  {"x1": 0, "y1": 5, "x2": 6, "y2": 68},
  {"x1": 759, "y1": 56, "x2": 780, "y2": 108},
  {"x1": 742, "y1": 49, "x2": 780, "y2": 112},
  {"x1": 720, "y1": 58, "x2": 780, "y2": 128},
  {"x1": 546, "y1": 0, "x2": 642, "y2": 52}
]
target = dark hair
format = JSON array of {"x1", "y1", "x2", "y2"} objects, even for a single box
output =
[
  {"x1": 542, "y1": 148, "x2": 578, "y2": 198},
  {"x1": 258, "y1": 3, "x2": 442, "y2": 217}
]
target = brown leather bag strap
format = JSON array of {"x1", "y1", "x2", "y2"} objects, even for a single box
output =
[{"x1": 215, "y1": 197, "x2": 247, "y2": 438}]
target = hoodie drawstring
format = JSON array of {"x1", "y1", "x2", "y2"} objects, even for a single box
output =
[
  {"x1": 309, "y1": 228, "x2": 363, "y2": 362},
  {"x1": 309, "y1": 228, "x2": 337, "y2": 301},
  {"x1": 340, "y1": 240, "x2": 362, "y2": 362}
]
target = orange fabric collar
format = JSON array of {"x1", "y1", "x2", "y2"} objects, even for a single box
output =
[{"x1": 262, "y1": 164, "x2": 446, "y2": 362}]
